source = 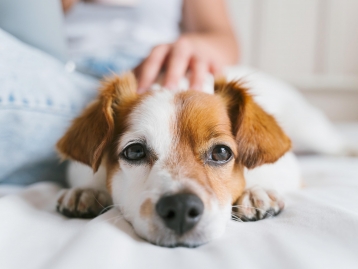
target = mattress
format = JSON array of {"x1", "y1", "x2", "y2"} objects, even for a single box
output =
[{"x1": 0, "y1": 123, "x2": 357, "y2": 269}]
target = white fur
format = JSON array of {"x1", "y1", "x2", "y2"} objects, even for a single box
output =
[
  {"x1": 118, "y1": 90, "x2": 175, "y2": 158},
  {"x1": 67, "y1": 161, "x2": 107, "y2": 191},
  {"x1": 245, "y1": 151, "x2": 301, "y2": 193}
]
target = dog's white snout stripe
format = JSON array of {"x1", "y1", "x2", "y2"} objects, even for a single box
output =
[{"x1": 122, "y1": 90, "x2": 176, "y2": 160}]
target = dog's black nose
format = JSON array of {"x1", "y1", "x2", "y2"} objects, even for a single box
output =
[{"x1": 156, "y1": 193, "x2": 204, "y2": 235}]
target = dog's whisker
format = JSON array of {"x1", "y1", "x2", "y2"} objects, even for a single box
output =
[
  {"x1": 99, "y1": 203, "x2": 123, "y2": 215},
  {"x1": 91, "y1": 192, "x2": 106, "y2": 210},
  {"x1": 89, "y1": 215, "x2": 124, "y2": 226},
  {"x1": 100, "y1": 205, "x2": 115, "y2": 214}
]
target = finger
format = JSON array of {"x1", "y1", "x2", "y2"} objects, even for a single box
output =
[
  {"x1": 62, "y1": 0, "x2": 70, "y2": 11},
  {"x1": 189, "y1": 57, "x2": 207, "y2": 91},
  {"x1": 209, "y1": 62, "x2": 223, "y2": 76},
  {"x1": 137, "y1": 44, "x2": 170, "y2": 93},
  {"x1": 163, "y1": 39, "x2": 192, "y2": 90},
  {"x1": 62, "y1": 0, "x2": 76, "y2": 12}
]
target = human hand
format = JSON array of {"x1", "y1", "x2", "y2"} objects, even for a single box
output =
[{"x1": 134, "y1": 34, "x2": 224, "y2": 94}]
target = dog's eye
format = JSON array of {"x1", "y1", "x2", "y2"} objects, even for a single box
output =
[
  {"x1": 123, "y1": 144, "x2": 146, "y2": 160},
  {"x1": 211, "y1": 145, "x2": 232, "y2": 162}
]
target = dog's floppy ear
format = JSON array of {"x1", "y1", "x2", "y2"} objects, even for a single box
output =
[
  {"x1": 215, "y1": 79, "x2": 291, "y2": 169},
  {"x1": 57, "y1": 72, "x2": 137, "y2": 172}
]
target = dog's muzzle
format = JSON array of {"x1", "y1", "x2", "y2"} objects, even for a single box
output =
[{"x1": 156, "y1": 193, "x2": 204, "y2": 235}]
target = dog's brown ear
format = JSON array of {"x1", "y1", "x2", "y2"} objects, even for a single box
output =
[
  {"x1": 57, "y1": 72, "x2": 138, "y2": 172},
  {"x1": 214, "y1": 79, "x2": 291, "y2": 169}
]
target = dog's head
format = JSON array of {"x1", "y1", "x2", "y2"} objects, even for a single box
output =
[{"x1": 57, "y1": 73, "x2": 290, "y2": 247}]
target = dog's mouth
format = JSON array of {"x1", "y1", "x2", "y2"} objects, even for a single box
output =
[
  {"x1": 133, "y1": 193, "x2": 208, "y2": 248},
  {"x1": 126, "y1": 195, "x2": 231, "y2": 248},
  {"x1": 141, "y1": 228, "x2": 211, "y2": 248}
]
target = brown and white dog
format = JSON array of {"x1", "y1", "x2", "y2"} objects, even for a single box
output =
[{"x1": 56, "y1": 72, "x2": 300, "y2": 247}]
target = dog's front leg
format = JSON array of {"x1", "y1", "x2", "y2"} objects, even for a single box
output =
[
  {"x1": 56, "y1": 162, "x2": 112, "y2": 218},
  {"x1": 233, "y1": 186, "x2": 285, "y2": 221}
]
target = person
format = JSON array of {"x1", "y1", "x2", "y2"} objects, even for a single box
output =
[{"x1": 0, "y1": 0, "x2": 239, "y2": 185}]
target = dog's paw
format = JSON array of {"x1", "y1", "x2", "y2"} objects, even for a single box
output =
[
  {"x1": 57, "y1": 188, "x2": 112, "y2": 218},
  {"x1": 233, "y1": 186, "x2": 284, "y2": 221}
]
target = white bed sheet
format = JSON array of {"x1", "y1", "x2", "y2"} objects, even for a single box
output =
[{"x1": 1, "y1": 124, "x2": 358, "y2": 269}]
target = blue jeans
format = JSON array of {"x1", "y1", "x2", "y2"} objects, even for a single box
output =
[{"x1": 0, "y1": 29, "x2": 140, "y2": 185}]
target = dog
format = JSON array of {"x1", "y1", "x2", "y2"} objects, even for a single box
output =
[{"x1": 56, "y1": 72, "x2": 300, "y2": 247}]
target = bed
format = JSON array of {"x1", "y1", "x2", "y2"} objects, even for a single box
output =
[
  {"x1": 1, "y1": 123, "x2": 357, "y2": 269},
  {"x1": 2, "y1": 26, "x2": 358, "y2": 269}
]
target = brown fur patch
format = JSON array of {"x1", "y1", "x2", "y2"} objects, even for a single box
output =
[
  {"x1": 57, "y1": 72, "x2": 141, "y2": 173},
  {"x1": 169, "y1": 91, "x2": 246, "y2": 205},
  {"x1": 214, "y1": 80, "x2": 291, "y2": 169},
  {"x1": 140, "y1": 198, "x2": 154, "y2": 219}
]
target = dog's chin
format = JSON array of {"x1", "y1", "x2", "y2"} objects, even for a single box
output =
[
  {"x1": 124, "y1": 205, "x2": 231, "y2": 248},
  {"x1": 141, "y1": 232, "x2": 211, "y2": 248},
  {"x1": 132, "y1": 221, "x2": 227, "y2": 248}
]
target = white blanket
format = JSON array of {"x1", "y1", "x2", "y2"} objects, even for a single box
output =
[{"x1": 1, "y1": 124, "x2": 358, "y2": 269}]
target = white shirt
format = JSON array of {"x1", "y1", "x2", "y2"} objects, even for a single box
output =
[{"x1": 64, "y1": 0, "x2": 182, "y2": 76}]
